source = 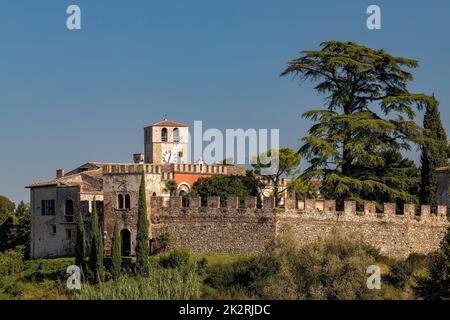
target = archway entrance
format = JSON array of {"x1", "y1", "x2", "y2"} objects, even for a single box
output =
[{"x1": 120, "y1": 229, "x2": 131, "y2": 257}]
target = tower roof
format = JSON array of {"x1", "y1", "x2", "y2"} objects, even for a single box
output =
[{"x1": 146, "y1": 119, "x2": 188, "y2": 128}]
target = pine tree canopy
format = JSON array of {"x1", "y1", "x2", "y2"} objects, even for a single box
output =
[{"x1": 281, "y1": 41, "x2": 433, "y2": 205}]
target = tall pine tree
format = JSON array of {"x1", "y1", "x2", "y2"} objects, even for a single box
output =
[
  {"x1": 136, "y1": 172, "x2": 149, "y2": 275},
  {"x1": 75, "y1": 211, "x2": 86, "y2": 278},
  {"x1": 111, "y1": 220, "x2": 122, "y2": 280},
  {"x1": 420, "y1": 98, "x2": 448, "y2": 208},
  {"x1": 281, "y1": 41, "x2": 435, "y2": 205},
  {"x1": 89, "y1": 198, "x2": 104, "y2": 283}
]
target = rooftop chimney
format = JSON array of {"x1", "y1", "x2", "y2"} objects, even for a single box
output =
[
  {"x1": 133, "y1": 153, "x2": 144, "y2": 164},
  {"x1": 56, "y1": 169, "x2": 65, "y2": 179}
]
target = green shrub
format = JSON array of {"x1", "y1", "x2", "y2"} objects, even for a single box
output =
[
  {"x1": 0, "y1": 248, "x2": 24, "y2": 276},
  {"x1": 196, "y1": 257, "x2": 208, "y2": 275},
  {"x1": 204, "y1": 262, "x2": 236, "y2": 290},
  {"x1": 157, "y1": 232, "x2": 172, "y2": 251},
  {"x1": 205, "y1": 255, "x2": 279, "y2": 297},
  {"x1": 416, "y1": 228, "x2": 450, "y2": 299},
  {"x1": 159, "y1": 248, "x2": 190, "y2": 269},
  {"x1": 387, "y1": 253, "x2": 430, "y2": 288},
  {"x1": 387, "y1": 262, "x2": 412, "y2": 288}
]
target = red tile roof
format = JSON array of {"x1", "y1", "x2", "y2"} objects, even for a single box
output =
[{"x1": 147, "y1": 119, "x2": 188, "y2": 128}]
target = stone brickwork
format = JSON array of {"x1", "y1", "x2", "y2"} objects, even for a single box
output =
[
  {"x1": 244, "y1": 196, "x2": 256, "y2": 209},
  {"x1": 207, "y1": 196, "x2": 220, "y2": 208},
  {"x1": 384, "y1": 203, "x2": 396, "y2": 215},
  {"x1": 151, "y1": 197, "x2": 450, "y2": 259},
  {"x1": 344, "y1": 201, "x2": 356, "y2": 214},
  {"x1": 262, "y1": 197, "x2": 275, "y2": 209},
  {"x1": 364, "y1": 202, "x2": 376, "y2": 215},
  {"x1": 189, "y1": 197, "x2": 201, "y2": 208},
  {"x1": 226, "y1": 196, "x2": 239, "y2": 209}
]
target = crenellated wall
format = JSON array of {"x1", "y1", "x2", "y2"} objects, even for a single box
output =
[{"x1": 150, "y1": 196, "x2": 450, "y2": 259}]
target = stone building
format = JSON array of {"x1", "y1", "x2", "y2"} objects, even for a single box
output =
[{"x1": 27, "y1": 119, "x2": 245, "y2": 258}]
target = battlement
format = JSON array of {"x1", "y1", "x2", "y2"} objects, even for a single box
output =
[
  {"x1": 173, "y1": 163, "x2": 228, "y2": 174},
  {"x1": 102, "y1": 163, "x2": 246, "y2": 177},
  {"x1": 151, "y1": 196, "x2": 449, "y2": 223},
  {"x1": 102, "y1": 164, "x2": 175, "y2": 180},
  {"x1": 151, "y1": 196, "x2": 449, "y2": 259}
]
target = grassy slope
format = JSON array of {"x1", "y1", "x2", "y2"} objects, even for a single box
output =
[{"x1": 0, "y1": 257, "x2": 74, "y2": 300}]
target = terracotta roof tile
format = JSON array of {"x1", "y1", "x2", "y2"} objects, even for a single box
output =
[{"x1": 146, "y1": 119, "x2": 188, "y2": 128}]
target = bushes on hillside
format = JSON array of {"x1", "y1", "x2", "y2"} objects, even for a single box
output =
[
  {"x1": 205, "y1": 231, "x2": 383, "y2": 300},
  {"x1": 416, "y1": 227, "x2": 450, "y2": 299},
  {"x1": 386, "y1": 253, "x2": 430, "y2": 289},
  {"x1": 159, "y1": 248, "x2": 190, "y2": 269}
]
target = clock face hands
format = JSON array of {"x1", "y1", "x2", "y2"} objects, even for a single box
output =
[{"x1": 162, "y1": 149, "x2": 179, "y2": 163}]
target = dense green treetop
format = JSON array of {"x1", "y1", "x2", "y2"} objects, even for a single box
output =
[{"x1": 281, "y1": 41, "x2": 434, "y2": 205}]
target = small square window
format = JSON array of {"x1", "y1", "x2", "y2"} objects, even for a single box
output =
[{"x1": 42, "y1": 200, "x2": 56, "y2": 216}]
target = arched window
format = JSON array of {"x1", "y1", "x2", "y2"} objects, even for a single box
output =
[
  {"x1": 65, "y1": 199, "x2": 74, "y2": 222},
  {"x1": 125, "y1": 194, "x2": 131, "y2": 209},
  {"x1": 152, "y1": 192, "x2": 157, "y2": 197},
  {"x1": 118, "y1": 194, "x2": 124, "y2": 209},
  {"x1": 173, "y1": 128, "x2": 180, "y2": 142},
  {"x1": 161, "y1": 128, "x2": 168, "y2": 142}
]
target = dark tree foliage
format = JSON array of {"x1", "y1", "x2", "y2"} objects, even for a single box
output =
[
  {"x1": 15, "y1": 201, "x2": 29, "y2": 216},
  {"x1": 281, "y1": 41, "x2": 434, "y2": 205},
  {"x1": 89, "y1": 198, "x2": 104, "y2": 283},
  {"x1": 252, "y1": 148, "x2": 301, "y2": 205},
  {"x1": 420, "y1": 99, "x2": 448, "y2": 208},
  {"x1": 0, "y1": 197, "x2": 31, "y2": 258},
  {"x1": 0, "y1": 195, "x2": 15, "y2": 225},
  {"x1": 417, "y1": 228, "x2": 450, "y2": 300},
  {"x1": 136, "y1": 172, "x2": 149, "y2": 275},
  {"x1": 190, "y1": 172, "x2": 262, "y2": 207},
  {"x1": 164, "y1": 180, "x2": 177, "y2": 196},
  {"x1": 111, "y1": 220, "x2": 122, "y2": 280},
  {"x1": 350, "y1": 150, "x2": 420, "y2": 207},
  {"x1": 75, "y1": 211, "x2": 87, "y2": 276}
]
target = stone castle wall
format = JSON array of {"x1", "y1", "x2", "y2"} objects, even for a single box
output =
[{"x1": 150, "y1": 196, "x2": 450, "y2": 259}]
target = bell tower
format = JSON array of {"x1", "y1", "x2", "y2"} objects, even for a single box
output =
[{"x1": 144, "y1": 119, "x2": 189, "y2": 164}]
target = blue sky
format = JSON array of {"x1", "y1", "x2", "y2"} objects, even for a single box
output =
[{"x1": 1, "y1": 0, "x2": 449, "y2": 203}]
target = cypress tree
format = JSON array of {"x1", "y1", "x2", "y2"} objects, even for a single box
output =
[
  {"x1": 136, "y1": 172, "x2": 149, "y2": 275},
  {"x1": 111, "y1": 220, "x2": 122, "y2": 280},
  {"x1": 75, "y1": 211, "x2": 86, "y2": 278},
  {"x1": 89, "y1": 198, "x2": 104, "y2": 283},
  {"x1": 420, "y1": 99, "x2": 448, "y2": 208}
]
